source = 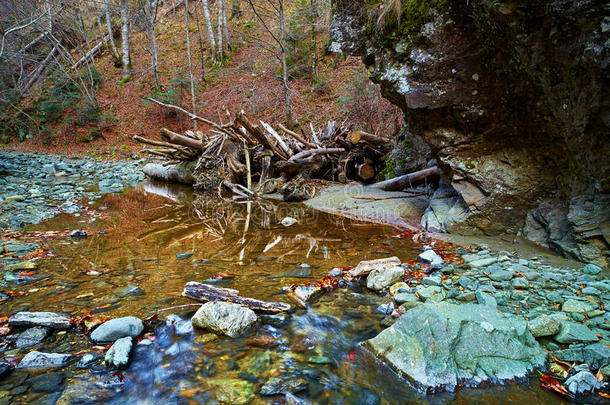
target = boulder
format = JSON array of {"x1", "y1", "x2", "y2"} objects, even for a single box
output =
[
  {"x1": 9, "y1": 312, "x2": 72, "y2": 330},
  {"x1": 105, "y1": 337, "x2": 133, "y2": 369},
  {"x1": 366, "y1": 265, "x2": 404, "y2": 291},
  {"x1": 554, "y1": 322, "x2": 599, "y2": 344},
  {"x1": 348, "y1": 257, "x2": 401, "y2": 278},
  {"x1": 527, "y1": 315, "x2": 561, "y2": 337},
  {"x1": 260, "y1": 376, "x2": 308, "y2": 396},
  {"x1": 417, "y1": 250, "x2": 443, "y2": 269},
  {"x1": 17, "y1": 351, "x2": 74, "y2": 369},
  {"x1": 364, "y1": 302, "x2": 546, "y2": 393},
  {"x1": 90, "y1": 316, "x2": 144, "y2": 343},
  {"x1": 191, "y1": 302, "x2": 258, "y2": 338}
]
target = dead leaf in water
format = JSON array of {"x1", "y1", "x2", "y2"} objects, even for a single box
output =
[{"x1": 539, "y1": 373, "x2": 572, "y2": 398}]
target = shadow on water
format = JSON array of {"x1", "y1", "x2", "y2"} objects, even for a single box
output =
[{"x1": 1, "y1": 182, "x2": 571, "y2": 404}]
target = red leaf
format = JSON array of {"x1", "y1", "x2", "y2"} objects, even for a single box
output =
[
  {"x1": 540, "y1": 374, "x2": 572, "y2": 398},
  {"x1": 211, "y1": 272, "x2": 235, "y2": 279}
]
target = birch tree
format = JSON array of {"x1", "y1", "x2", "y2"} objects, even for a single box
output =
[
  {"x1": 104, "y1": 0, "x2": 121, "y2": 64},
  {"x1": 185, "y1": 0, "x2": 197, "y2": 128},
  {"x1": 119, "y1": 0, "x2": 131, "y2": 80},
  {"x1": 200, "y1": 0, "x2": 216, "y2": 61}
]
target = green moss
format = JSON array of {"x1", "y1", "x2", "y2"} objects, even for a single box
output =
[
  {"x1": 366, "y1": 0, "x2": 450, "y2": 52},
  {"x1": 379, "y1": 154, "x2": 397, "y2": 180}
]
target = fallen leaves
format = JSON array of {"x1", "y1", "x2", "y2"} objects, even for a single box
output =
[
  {"x1": 71, "y1": 310, "x2": 110, "y2": 334},
  {"x1": 539, "y1": 373, "x2": 572, "y2": 398}
]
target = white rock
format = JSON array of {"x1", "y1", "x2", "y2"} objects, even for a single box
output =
[{"x1": 281, "y1": 217, "x2": 297, "y2": 227}]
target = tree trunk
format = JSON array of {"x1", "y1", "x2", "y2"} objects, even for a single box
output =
[
  {"x1": 119, "y1": 0, "x2": 131, "y2": 79},
  {"x1": 200, "y1": 0, "x2": 216, "y2": 60},
  {"x1": 279, "y1": 0, "x2": 293, "y2": 128},
  {"x1": 143, "y1": 162, "x2": 196, "y2": 184},
  {"x1": 369, "y1": 166, "x2": 442, "y2": 191},
  {"x1": 46, "y1": 0, "x2": 53, "y2": 33},
  {"x1": 216, "y1": 0, "x2": 224, "y2": 60},
  {"x1": 145, "y1": 0, "x2": 159, "y2": 87},
  {"x1": 185, "y1": 0, "x2": 197, "y2": 129},
  {"x1": 222, "y1": 0, "x2": 230, "y2": 50},
  {"x1": 104, "y1": 0, "x2": 121, "y2": 63},
  {"x1": 310, "y1": 0, "x2": 318, "y2": 80}
]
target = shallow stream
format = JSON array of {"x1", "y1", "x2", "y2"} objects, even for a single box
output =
[{"x1": 1, "y1": 182, "x2": 571, "y2": 404}]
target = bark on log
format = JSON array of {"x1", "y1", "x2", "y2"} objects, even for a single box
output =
[
  {"x1": 369, "y1": 166, "x2": 442, "y2": 191},
  {"x1": 160, "y1": 128, "x2": 203, "y2": 150},
  {"x1": 182, "y1": 281, "x2": 292, "y2": 313},
  {"x1": 143, "y1": 162, "x2": 196, "y2": 184},
  {"x1": 289, "y1": 148, "x2": 345, "y2": 161}
]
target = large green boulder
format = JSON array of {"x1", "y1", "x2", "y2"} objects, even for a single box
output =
[{"x1": 364, "y1": 302, "x2": 546, "y2": 393}]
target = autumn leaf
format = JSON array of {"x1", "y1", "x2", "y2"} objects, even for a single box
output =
[{"x1": 540, "y1": 373, "x2": 572, "y2": 398}]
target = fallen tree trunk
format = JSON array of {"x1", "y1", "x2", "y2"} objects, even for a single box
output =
[
  {"x1": 369, "y1": 166, "x2": 442, "y2": 191},
  {"x1": 160, "y1": 128, "x2": 203, "y2": 150},
  {"x1": 182, "y1": 281, "x2": 292, "y2": 313},
  {"x1": 143, "y1": 162, "x2": 196, "y2": 184}
]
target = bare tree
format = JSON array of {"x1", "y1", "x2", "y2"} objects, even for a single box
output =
[
  {"x1": 104, "y1": 0, "x2": 121, "y2": 64},
  {"x1": 143, "y1": 0, "x2": 159, "y2": 87},
  {"x1": 245, "y1": 0, "x2": 293, "y2": 127},
  {"x1": 119, "y1": 0, "x2": 131, "y2": 80},
  {"x1": 200, "y1": 0, "x2": 216, "y2": 61},
  {"x1": 185, "y1": 0, "x2": 197, "y2": 128},
  {"x1": 217, "y1": 0, "x2": 224, "y2": 60}
]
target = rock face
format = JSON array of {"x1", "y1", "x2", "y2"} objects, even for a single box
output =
[
  {"x1": 191, "y1": 302, "x2": 258, "y2": 338},
  {"x1": 330, "y1": 0, "x2": 609, "y2": 265},
  {"x1": 90, "y1": 317, "x2": 144, "y2": 343},
  {"x1": 9, "y1": 312, "x2": 72, "y2": 330},
  {"x1": 364, "y1": 302, "x2": 546, "y2": 393}
]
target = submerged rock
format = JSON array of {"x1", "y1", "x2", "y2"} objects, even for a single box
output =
[
  {"x1": 206, "y1": 378, "x2": 254, "y2": 405},
  {"x1": 15, "y1": 326, "x2": 49, "y2": 348},
  {"x1": 260, "y1": 376, "x2": 308, "y2": 396},
  {"x1": 105, "y1": 336, "x2": 133, "y2": 369},
  {"x1": 17, "y1": 351, "x2": 74, "y2": 369},
  {"x1": 364, "y1": 302, "x2": 546, "y2": 393},
  {"x1": 90, "y1": 316, "x2": 144, "y2": 343},
  {"x1": 9, "y1": 312, "x2": 72, "y2": 330},
  {"x1": 191, "y1": 302, "x2": 258, "y2": 338}
]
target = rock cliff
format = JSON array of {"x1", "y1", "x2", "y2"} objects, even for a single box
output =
[{"x1": 330, "y1": 0, "x2": 609, "y2": 265}]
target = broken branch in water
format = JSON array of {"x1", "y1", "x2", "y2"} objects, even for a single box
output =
[{"x1": 182, "y1": 281, "x2": 292, "y2": 313}]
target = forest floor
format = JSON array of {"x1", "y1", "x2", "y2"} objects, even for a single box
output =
[{"x1": 4, "y1": 4, "x2": 399, "y2": 160}]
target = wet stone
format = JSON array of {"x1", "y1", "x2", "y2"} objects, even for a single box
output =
[
  {"x1": 0, "y1": 364, "x2": 10, "y2": 379},
  {"x1": 17, "y1": 351, "x2": 74, "y2": 369},
  {"x1": 511, "y1": 278, "x2": 529, "y2": 290},
  {"x1": 565, "y1": 371, "x2": 600, "y2": 395},
  {"x1": 366, "y1": 266, "x2": 404, "y2": 291},
  {"x1": 279, "y1": 268, "x2": 313, "y2": 278},
  {"x1": 29, "y1": 372, "x2": 65, "y2": 393},
  {"x1": 15, "y1": 327, "x2": 49, "y2": 348},
  {"x1": 8, "y1": 312, "x2": 72, "y2": 330},
  {"x1": 113, "y1": 285, "x2": 145, "y2": 298},
  {"x1": 260, "y1": 376, "x2": 308, "y2": 396},
  {"x1": 191, "y1": 301, "x2": 258, "y2": 338},
  {"x1": 105, "y1": 336, "x2": 133, "y2": 369},
  {"x1": 90, "y1": 316, "x2": 144, "y2": 343},
  {"x1": 206, "y1": 378, "x2": 254, "y2": 405},
  {"x1": 76, "y1": 352, "x2": 104, "y2": 368},
  {"x1": 176, "y1": 252, "x2": 193, "y2": 260}
]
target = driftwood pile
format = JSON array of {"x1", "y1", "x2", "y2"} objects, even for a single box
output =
[{"x1": 136, "y1": 98, "x2": 442, "y2": 199}]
